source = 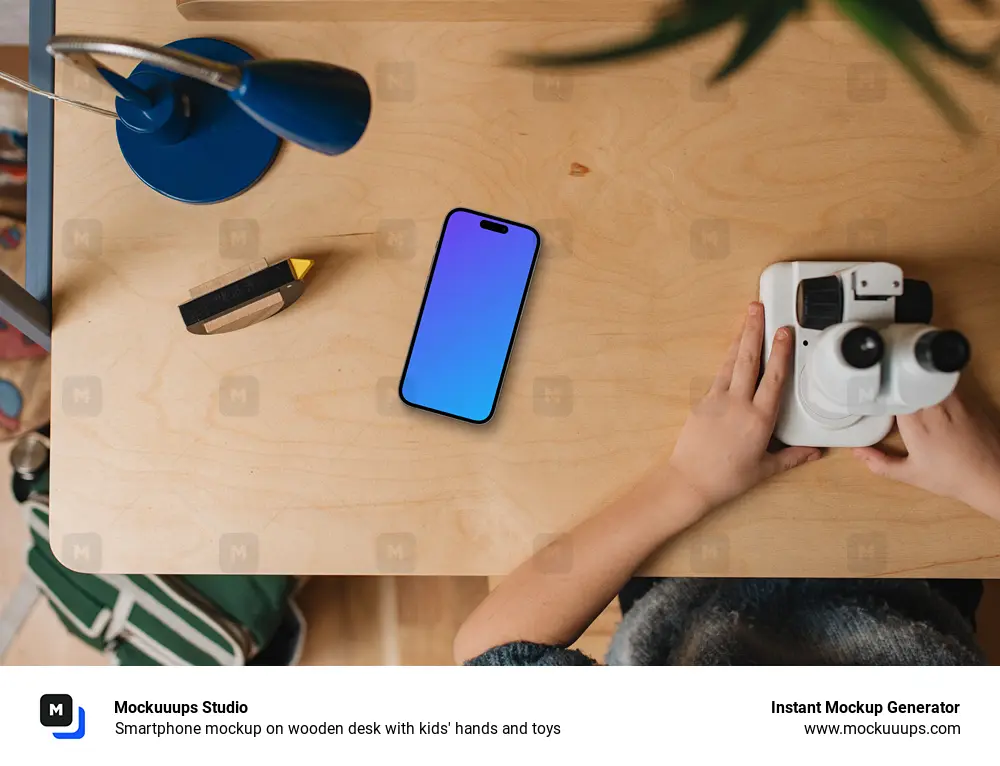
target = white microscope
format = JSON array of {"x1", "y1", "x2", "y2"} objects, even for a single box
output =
[{"x1": 760, "y1": 262, "x2": 971, "y2": 447}]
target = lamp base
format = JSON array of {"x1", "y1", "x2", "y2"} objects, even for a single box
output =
[{"x1": 116, "y1": 38, "x2": 280, "y2": 204}]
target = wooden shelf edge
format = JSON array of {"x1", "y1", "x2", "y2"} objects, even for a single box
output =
[
  {"x1": 174, "y1": 0, "x2": 664, "y2": 23},
  {"x1": 176, "y1": 0, "x2": 993, "y2": 24}
]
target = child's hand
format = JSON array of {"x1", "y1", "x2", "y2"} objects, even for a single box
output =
[
  {"x1": 668, "y1": 301, "x2": 821, "y2": 510},
  {"x1": 854, "y1": 393, "x2": 1000, "y2": 519}
]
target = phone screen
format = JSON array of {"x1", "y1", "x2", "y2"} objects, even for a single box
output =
[{"x1": 399, "y1": 209, "x2": 540, "y2": 423}]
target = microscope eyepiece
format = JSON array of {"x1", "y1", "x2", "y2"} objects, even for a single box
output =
[
  {"x1": 841, "y1": 327, "x2": 884, "y2": 369},
  {"x1": 916, "y1": 330, "x2": 970, "y2": 373}
]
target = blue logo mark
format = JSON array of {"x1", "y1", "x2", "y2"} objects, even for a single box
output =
[{"x1": 52, "y1": 707, "x2": 86, "y2": 740}]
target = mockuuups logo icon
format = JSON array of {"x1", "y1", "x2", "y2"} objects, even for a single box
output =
[{"x1": 40, "y1": 694, "x2": 86, "y2": 740}]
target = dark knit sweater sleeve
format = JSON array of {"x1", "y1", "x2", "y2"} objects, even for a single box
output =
[{"x1": 465, "y1": 641, "x2": 598, "y2": 666}]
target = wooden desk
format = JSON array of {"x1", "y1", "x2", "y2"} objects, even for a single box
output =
[{"x1": 51, "y1": 0, "x2": 1000, "y2": 576}]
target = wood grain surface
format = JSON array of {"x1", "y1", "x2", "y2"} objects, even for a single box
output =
[{"x1": 51, "y1": 0, "x2": 1000, "y2": 576}]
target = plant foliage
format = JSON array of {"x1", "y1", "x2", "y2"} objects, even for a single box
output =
[{"x1": 516, "y1": 0, "x2": 999, "y2": 133}]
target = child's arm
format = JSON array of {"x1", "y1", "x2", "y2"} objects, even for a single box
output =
[{"x1": 453, "y1": 302, "x2": 821, "y2": 663}]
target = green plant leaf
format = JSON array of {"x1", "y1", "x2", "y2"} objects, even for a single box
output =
[
  {"x1": 711, "y1": 1, "x2": 806, "y2": 82},
  {"x1": 877, "y1": 0, "x2": 997, "y2": 71},
  {"x1": 833, "y1": 0, "x2": 977, "y2": 134},
  {"x1": 511, "y1": 0, "x2": 990, "y2": 135},
  {"x1": 511, "y1": 0, "x2": 745, "y2": 67}
]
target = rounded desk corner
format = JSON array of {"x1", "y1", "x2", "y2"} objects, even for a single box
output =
[{"x1": 176, "y1": 0, "x2": 208, "y2": 20}]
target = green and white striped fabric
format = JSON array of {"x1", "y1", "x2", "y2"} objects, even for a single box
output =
[{"x1": 12, "y1": 470, "x2": 305, "y2": 666}]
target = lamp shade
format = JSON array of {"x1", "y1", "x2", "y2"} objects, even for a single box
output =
[{"x1": 232, "y1": 59, "x2": 371, "y2": 156}]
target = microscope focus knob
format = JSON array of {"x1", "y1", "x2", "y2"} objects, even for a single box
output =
[
  {"x1": 916, "y1": 330, "x2": 970, "y2": 373},
  {"x1": 797, "y1": 275, "x2": 843, "y2": 330},
  {"x1": 841, "y1": 326, "x2": 884, "y2": 369}
]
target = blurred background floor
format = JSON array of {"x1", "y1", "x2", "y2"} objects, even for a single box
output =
[{"x1": 0, "y1": 1, "x2": 28, "y2": 46}]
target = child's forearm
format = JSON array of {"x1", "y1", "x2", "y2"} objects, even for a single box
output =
[
  {"x1": 452, "y1": 467, "x2": 710, "y2": 664},
  {"x1": 454, "y1": 305, "x2": 821, "y2": 663}
]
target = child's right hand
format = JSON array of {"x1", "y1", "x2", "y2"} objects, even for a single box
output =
[{"x1": 854, "y1": 392, "x2": 1000, "y2": 520}]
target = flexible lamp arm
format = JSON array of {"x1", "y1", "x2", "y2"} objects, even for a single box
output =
[{"x1": 46, "y1": 35, "x2": 243, "y2": 91}]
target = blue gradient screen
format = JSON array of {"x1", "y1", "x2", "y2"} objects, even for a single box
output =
[{"x1": 400, "y1": 210, "x2": 540, "y2": 423}]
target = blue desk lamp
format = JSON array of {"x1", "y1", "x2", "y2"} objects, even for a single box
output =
[{"x1": 46, "y1": 36, "x2": 371, "y2": 204}]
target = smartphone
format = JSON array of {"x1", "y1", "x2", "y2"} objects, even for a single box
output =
[{"x1": 399, "y1": 208, "x2": 541, "y2": 424}]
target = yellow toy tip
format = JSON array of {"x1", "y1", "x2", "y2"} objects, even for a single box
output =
[{"x1": 289, "y1": 258, "x2": 314, "y2": 280}]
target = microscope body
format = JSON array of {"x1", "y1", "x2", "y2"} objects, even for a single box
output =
[{"x1": 759, "y1": 262, "x2": 970, "y2": 447}]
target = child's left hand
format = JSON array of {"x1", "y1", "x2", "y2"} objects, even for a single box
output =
[{"x1": 668, "y1": 301, "x2": 821, "y2": 511}]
